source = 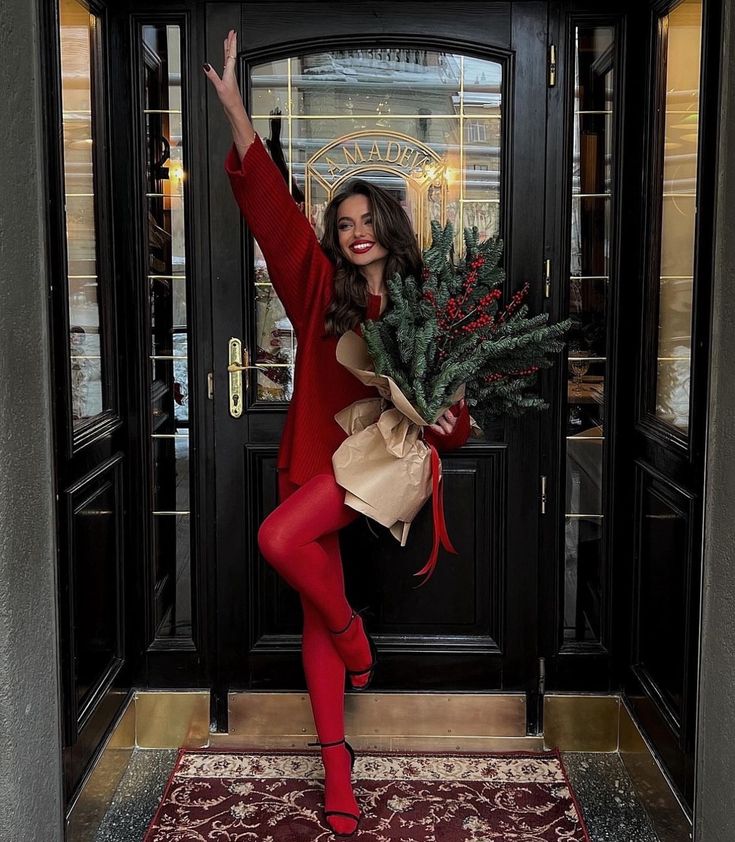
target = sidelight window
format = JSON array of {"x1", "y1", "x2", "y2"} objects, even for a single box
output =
[
  {"x1": 59, "y1": 0, "x2": 113, "y2": 429},
  {"x1": 140, "y1": 23, "x2": 193, "y2": 640},
  {"x1": 650, "y1": 0, "x2": 703, "y2": 433},
  {"x1": 563, "y1": 25, "x2": 616, "y2": 643},
  {"x1": 249, "y1": 50, "x2": 504, "y2": 402}
]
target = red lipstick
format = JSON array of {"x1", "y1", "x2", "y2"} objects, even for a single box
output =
[{"x1": 350, "y1": 239, "x2": 375, "y2": 254}]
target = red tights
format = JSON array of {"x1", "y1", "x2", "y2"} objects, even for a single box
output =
[{"x1": 257, "y1": 471, "x2": 372, "y2": 835}]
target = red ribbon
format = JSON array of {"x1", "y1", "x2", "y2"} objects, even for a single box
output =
[{"x1": 413, "y1": 442, "x2": 458, "y2": 587}]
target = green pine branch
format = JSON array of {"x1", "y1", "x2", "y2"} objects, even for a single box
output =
[{"x1": 360, "y1": 223, "x2": 572, "y2": 425}]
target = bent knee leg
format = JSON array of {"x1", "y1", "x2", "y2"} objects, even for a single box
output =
[{"x1": 257, "y1": 513, "x2": 293, "y2": 569}]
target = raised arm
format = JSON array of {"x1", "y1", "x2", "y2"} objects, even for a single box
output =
[{"x1": 204, "y1": 30, "x2": 332, "y2": 332}]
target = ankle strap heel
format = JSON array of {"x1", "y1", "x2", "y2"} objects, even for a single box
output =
[
  {"x1": 328, "y1": 609, "x2": 354, "y2": 636},
  {"x1": 307, "y1": 738, "x2": 356, "y2": 771},
  {"x1": 307, "y1": 738, "x2": 360, "y2": 837},
  {"x1": 328, "y1": 607, "x2": 378, "y2": 693}
]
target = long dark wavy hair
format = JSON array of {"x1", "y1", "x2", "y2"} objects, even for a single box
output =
[{"x1": 321, "y1": 180, "x2": 423, "y2": 336}]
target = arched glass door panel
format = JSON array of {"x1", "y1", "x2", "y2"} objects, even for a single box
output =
[{"x1": 249, "y1": 50, "x2": 504, "y2": 401}]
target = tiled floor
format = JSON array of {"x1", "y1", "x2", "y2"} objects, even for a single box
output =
[
  {"x1": 563, "y1": 753, "x2": 660, "y2": 841},
  {"x1": 94, "y1": 750, "x2": 176, "y2": 842},
  {"x1": 93, "y1": 749, "x2": 659, "y2": 841}
]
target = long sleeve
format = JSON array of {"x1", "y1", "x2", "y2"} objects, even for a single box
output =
[
  {"x1": 424, "y1": 400, "x2": 471, "y2": 453},
  {"x1": 224, "y1": 134, "x2": 333, "y2": 333}
]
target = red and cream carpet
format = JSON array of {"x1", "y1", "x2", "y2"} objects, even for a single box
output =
[{"x1": 144, "y1": 748, "x2": 591, "y2": 841}]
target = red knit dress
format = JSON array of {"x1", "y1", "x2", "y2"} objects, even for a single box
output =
[{"x1": 224, "y1": 134, "x2": 470, "y2": 492}]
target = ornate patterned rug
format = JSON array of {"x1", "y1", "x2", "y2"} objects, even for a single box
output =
[{"x1": 144, "y1": 748, "x2": 591, "y2": 841}]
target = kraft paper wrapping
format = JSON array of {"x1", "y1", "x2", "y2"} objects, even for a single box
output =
[{"x1": 332, "y1": 330, "x2": 464, "y2": 545}]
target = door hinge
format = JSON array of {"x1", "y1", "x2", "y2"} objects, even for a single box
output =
[
  {"x1": 207, "y1": 371, "x2": 214, "y2": 400},
  {"x1": 548, "y1": 44, "x2": 557, "y2": 87},
  {"x1": 540, "y1": 475, "x2": 547, "y2": 515},
  {"x1": 544, "y1": 258, "x2": 551, "y2": 299},
  {"x1": 538, "y1": 656, "x2": 546, "y2": 695}
]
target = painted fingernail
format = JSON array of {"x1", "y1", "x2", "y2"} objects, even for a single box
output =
[{"x1": 203, "y1": 63, "x2": 211, "y2": 71}]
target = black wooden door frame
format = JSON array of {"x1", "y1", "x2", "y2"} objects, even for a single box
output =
[
  {"x1": 94, "y1": 0, "x2": 706, "y2": 738},
  {"x1": 41, "y1": 0, "x2": 720, "y2": 806}
]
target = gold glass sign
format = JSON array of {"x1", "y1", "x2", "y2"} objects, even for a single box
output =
[{"x1": 306, "y1": 131, "x2": 447, "y2": 248}]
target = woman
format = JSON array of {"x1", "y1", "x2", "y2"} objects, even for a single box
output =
[{"x1": 204, "y1": 30, "x2": 470, "y2": 837}]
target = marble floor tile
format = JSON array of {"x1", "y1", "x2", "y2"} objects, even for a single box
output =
[
  {"x1": 93, "y1": 750, "x2": 176, "y2": 842},
  {"x1": 563, "y1": 752, "x2": 660, "y2": 841}
]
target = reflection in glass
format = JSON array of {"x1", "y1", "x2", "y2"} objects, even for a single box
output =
[
  {"x1": 564, "y1": 513, "x2": 603, "y2": 642},
  {"x1": 654, "y1": 0, "x2": 702, "y2": 432},
  {"x1": 250, "y1": 50, "x2": 503, "y2": 402},
  {"x1": 152, "y1": 435, "x2": 191, "y2": 637},
  {"x1": 564, "y1": 26, "x2": 615, "y2": 642},
  {"x1": 60, "y1": 0, "x2": 106, "y2": 424},
  {"x1": 566, "y1": 436, "x2": 604, "y2": 514},
  {"x1": 570, "y1": 197, "x2": 611, "y2": 278},
  {"x1": 254, "y1": 277, "x2": 295, "y2": 401},
  {"x1": 142, "y1": 23, "x2": 192, "y2": 639}
]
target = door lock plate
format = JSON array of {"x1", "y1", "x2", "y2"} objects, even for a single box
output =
[{"x1": 228, "y1": 337, "x2": 254, "y2": 418}]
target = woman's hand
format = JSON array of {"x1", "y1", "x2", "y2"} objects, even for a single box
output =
[
  {"x1": 427, "y1": 398, "x2": 465, "y2": 438},
  {"x1": 203, "y1": 30, "x2": 255, "y2": 159},
  {"x1": 202, "y1": 29, "x2": 244, "y2": 114}
]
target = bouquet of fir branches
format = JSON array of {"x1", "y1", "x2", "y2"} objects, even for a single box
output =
[{"x1": 362, "y1": 222, "x2": 571, "y2": 434}]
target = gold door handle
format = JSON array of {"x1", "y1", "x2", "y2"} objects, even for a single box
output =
[
  {"x1": 227, "y1": 358, "x2": 250, "y2": 373},
  {"x1": 228, "y1": 337, "x2": 258, "y2": 417}
]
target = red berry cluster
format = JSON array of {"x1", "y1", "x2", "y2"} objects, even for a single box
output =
[
  {"x1": 478, "y1": 289, "x2": 502, "y2": 307},
  {"x1": 497, "y1": 282, "x2": 529, "y2": 325},
  {"x1": 460, "y1": 289, "x2": 502, "y2": 333},
  {"x1": 434, "y1": 294, "x2": 464, "y2": 334},
  {"x1": 457, "y1": 256, "x2": 484, "y2": 303},
  {"x1": 482, "y1": 364, "x2": 539, "y2": 385},
  {"x1": 422, "y1": 256, "x2": 511, "y2": 363}
]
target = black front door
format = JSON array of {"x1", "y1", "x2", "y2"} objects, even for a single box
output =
[{"x1": 205, "y1": 2, "x2": 551, "y2": 722}]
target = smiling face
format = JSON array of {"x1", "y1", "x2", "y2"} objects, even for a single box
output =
[
  {"x1": 336, "y1": 193, "x2": 390, "y2": 271},
  {"x1": 321, "y1": 178, "x2": 424, "y2": 335}
]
